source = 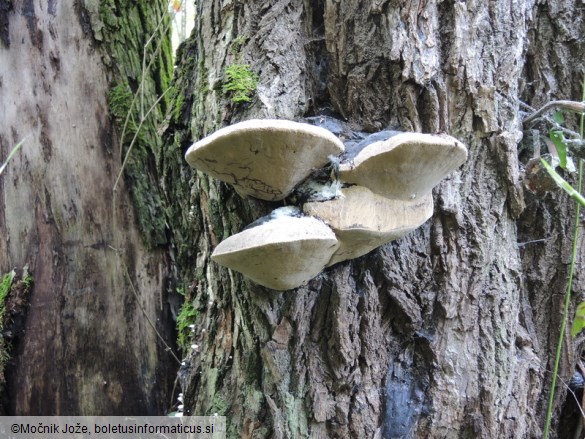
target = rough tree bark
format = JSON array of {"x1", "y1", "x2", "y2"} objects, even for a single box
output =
[
  {"x1": 163, "y1": 1, "x2": 585, "y2": 438},
  {"x1": 0, "y1": 0, "x2": 177, "y2": 414}
]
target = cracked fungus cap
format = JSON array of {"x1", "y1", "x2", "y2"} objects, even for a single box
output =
[
  {"x1": 185, "y1": 119, "x2": 345, "y2": 201},
  {"x1": 339, "y1": 132, "x2": 468, "y2": 200},
  {"x1": 304, "y1": 186, "x2": 433, "y2": 266},
  {"x1": 211, "y1": 213, "x2": 339, "y2": 291}
]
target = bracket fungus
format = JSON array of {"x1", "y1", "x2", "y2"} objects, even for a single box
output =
[
  {"x1": 338, "y1": 132, "x2": 468, "y2": 200},
  {"x1": 185, "y1": 119, "x2": 345, "y2": 201},
  {"x1": 304, "y1": 186, "x2": 434, "y2": 266},
  {"x1": 185, "y1": 119, "x2": 468, "y2": 291},
  {"x1": 210, "y1": 208, "x2": 339, "y2": 290}
]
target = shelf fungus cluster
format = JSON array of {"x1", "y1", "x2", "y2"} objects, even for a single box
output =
[{"x1": 185, "y1": 119, "x2": 468, "y2": 291}]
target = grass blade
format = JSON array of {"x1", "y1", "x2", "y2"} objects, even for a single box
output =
[
  {"x1": 0, "y1": 139, "x2": 25, "y2": 176},
  {"x1": 540, "y1": 158, "x2": 585, "y2": 207}
]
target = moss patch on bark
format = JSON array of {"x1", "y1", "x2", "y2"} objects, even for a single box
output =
[
  {"x1": 0, "y1": 269, "x2": 32, "y2": 414},
  {"x1": 97, "y1": 0, "x2": 174, "y2": 249}
]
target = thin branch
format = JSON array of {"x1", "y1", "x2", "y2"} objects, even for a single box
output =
[
  {"x1": 524, "y1": 100, "x2": 585, "y2": 126},
  {"x1": 119, "y1": 92, "x2": 140, "y2": 162},
  {"x1": 123, "y1": 264, "x2": 181, "y2": 365},
  {"x1": 518, "y1": 99, "x2": 537, "y2": 113},
  {"x1": 517, "y1": 238, "x2": 547, "y2": 247},
  {"x1": 555, "y1": 372, "x2": 585, "y2": 421},
  {"x1": 113, "y1": 87, "x2": 171, "y2": 192},
  {"x1": 169, "y1": 375, "x2": 180, "y2": 412}
]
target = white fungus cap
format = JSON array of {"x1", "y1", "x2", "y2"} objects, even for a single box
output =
[
  {"x1": 185, "y1": 119, "x2": 345, "y2": 201},
  {"x1": 304, "y1": 186, "x2": 433, "y2": 265},
  {"x1": 339, "y1": 132, "x2": 467, "y2": 200},
  {"x1": 211, "y1": 212, "x2": 339, "y2": 290}
]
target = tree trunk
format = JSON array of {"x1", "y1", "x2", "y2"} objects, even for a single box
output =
[
  {"x1": 164, "y1": 1, "x2": 585, "y2": 438},
  {"x1": 0, "y1": 0, "x2": 177, "y2": 414}
]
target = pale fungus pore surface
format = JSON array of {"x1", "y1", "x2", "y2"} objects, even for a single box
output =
[
  {"x1": 211, "y1": 214, "x2": 339, "y2": 290},
  {"x1": 339, "y1": 132, "x2": 468, "y2": 200},
  {"x1": 185, "y1": 119, "x2": 345, "y2": 201},
  {"x1": 304, "y1": 186, "x2": 434, "y2": 265}
]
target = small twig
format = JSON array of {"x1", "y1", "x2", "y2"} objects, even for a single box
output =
[
  {"x1": 522, "y1": 115, "x2": 582, "y2": 143},
  {"x1": 169, "y1": 375, "x2": 180, "y2": 412},
  {"x1": 517, "y1": 238, "x2": 547, "y2": 247},
  {"x1": 549, "y1": 120, "x2": 583, "y2": 140},
  {"x1": 119, "y1": 93, "x2": 140, "y2": 162},
  {"x1": 518, "y1": 100, "x2": 537, "y2": 113},
  {"x1": 123, "y1": 264, "x2": 181, "y2": 365},
  {"x1": 555, "y1": 373, "x2": 585, "y2": 421},
  {"x1": 113, "y1": 87, "x2": 171, "y2": 191},
  {"x1": 565, "y1": 139, "x2": 585, "y2": 148},
  {"x1": 524, "y1": 100, "x2": 585, "y2": 126}
]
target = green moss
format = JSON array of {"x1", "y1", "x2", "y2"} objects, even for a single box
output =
[
  {"x1": 0, "y1": 269, "x2": 33, "y2": 411},
  {"x1": 208, "y1": 199, "x2": 225, "y2": 240},
  {"x1": 158, "y1": 33, "x2": 174, "y2": 96},
  {"x1": 172, "y1": 90, "x2": 185, "y2": 123},
  {"x1": 0, "y1": 271, "x2": 14, "y2": 398},
  {"x1": 206, "y1": 368, "x2": 230, "y2": 416},
  {"x1": 107, "y1": 83, "x2": 134, "y2": 121},
  {"x1": 198, "y1": 65, "x2": 209, "y2": 95},
  {"x1": 99, "y1": 3, "x2": 117, "y2": 28},
  {"x1": 176, "y1": 300, "x2": 198, "y2": 350},
  {"x1": 129, "y1": 172, "x2": 168, "y2": 247},
  {"x1": 107, "y1": 82, "x2": 148, "y2": 146},
  {"x1": 99, "y1": 0, "x2": 173, "y2": 250},
  {"x1": 206, "y1": 368, "x2": 218, "y2": 401},
  {"x1": 0, "y1": 271, "x2": 15, "y2": 322},
  {"x1": 285, "y1": 394, "x2": 308, "y2": 437},
  {"x1": 22, "y1": 273, "x2": 33, "y2": 290},
  {"x1": 229, "y1": 36, "x2": 247, "y2": 55},
  {"x1": 199, "y1": 173, "x2": 209, "y2": 194},
  {"x1": 209, "y1": 393, "x2": 229, "y2": 415},
  {"x1": 222, "y1": 64, "x2": 258, "y2": 104}
]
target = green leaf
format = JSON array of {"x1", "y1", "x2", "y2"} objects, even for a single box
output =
[
  {"x1": 572, "y1": 302, "x2": 585, "y2": 337},
  {"x1": 552, "y1": 110, "x2": 565, "y2": 125},
  {"x1": 549, "y1": 129, "x2": 568, "y2": 169}
]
